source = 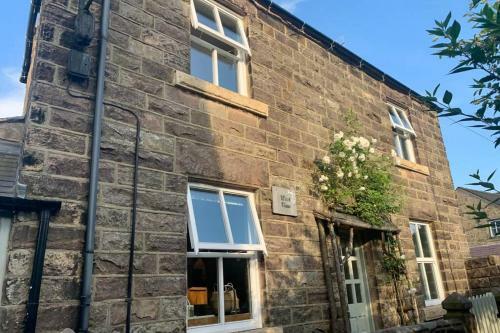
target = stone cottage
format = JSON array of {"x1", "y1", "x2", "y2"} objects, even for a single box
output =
[
  {"x1": 456, "y1": 187, "x2": 500, "y2": 257},
  {"x1": 0, "y1": 0, "x2": 471, "y2": 332}
]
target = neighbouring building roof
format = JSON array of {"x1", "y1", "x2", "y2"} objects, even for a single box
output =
[
  {"x1": 457, "y1": 187, "x2": 500, "y2": 207},
  {"x1": 470, "y1": 243, "x2": 500, "y2": 257}
]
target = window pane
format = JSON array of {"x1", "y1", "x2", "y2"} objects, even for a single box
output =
[
  {"x1": 191, "y1": 189, "x2": 228, "y2": 243},
  {"x1": 393, "y1": 133, "x2": 403, "y2": 158},
  {"x1": 191, "y1": 43, "x2": 213, "y2": 83},
  {"x1": 218, "y1": 54, "x2": 238, "y2": 92},
  {"x1": 400, "y1": 136, "x2": 411, "y2": 160},
  {"x1": 188, "y1": 258, "x2": 220, "y2": 326},
  {"x1": 355, "y1": 283, "x2": 363, "y2": 303},
  {"x1": 346, "y1": 284, "x2": 354, "y2": 304},
  {"x1": 344, "y1": 263, "x2": 350, "y2": 279},
  {"x1": 194, "y1": 0, "x2": 218, "y2": 30},
  {"x1": 389, "y1": 108, "x2": 403, "y2": 127},
  {"x1": 224, "y1": 194, "x2": 259, "y2": 244},
  {"x1": 352, "y1": 261, "x2": 359, "y2": 279},
  {"x1": 398, "y1": 110, "x2": 413, "y2": 131},
  {"x1": 223, "y1": 258, "x2": 251, "y2": 322},
  {"x1": 492, "y1": 220, "x2": 500, "y2": 236},
  {"x1": 418, "y1": 225, "x2": 432, "y2": 257},
  {"x1": 417, "y1": 263, "x2": 428, "y2": 299},
  {"x1": 410, "y1": 224, "x2": 421, "y2": 258},
  {"x1": 220, "y1": 13, "x2": 242, "y2": 43},
  {"x1": 424, "y1": 263, "x2": 439, "y2": 300}
]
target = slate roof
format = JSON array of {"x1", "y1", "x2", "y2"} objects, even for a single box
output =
[
  {"x1": 470, "y1": 243, "x2": 500, "y2": 257},
  {"x1": 457, "y1": 187, "x2": 500, "y2": 207},
  {"x1": 0, "y1": 139, "x2": 22, "y2": 197}
]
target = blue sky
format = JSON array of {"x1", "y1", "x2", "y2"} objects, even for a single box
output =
[{"x1": 0, "y1": 1, "x2": 498, "y2": 189}]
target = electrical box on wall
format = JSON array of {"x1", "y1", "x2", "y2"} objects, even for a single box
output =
[
  {"x1": 74, "y1": 11, "x2": 94, "y2": 47},
  {"x1": 68, "y1": 50, "x2": 91, "y2": 79}
]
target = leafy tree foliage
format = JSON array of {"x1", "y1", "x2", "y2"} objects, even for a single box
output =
[{"x1": 425, "y1": 0, "x2": 499, "y2": 221}]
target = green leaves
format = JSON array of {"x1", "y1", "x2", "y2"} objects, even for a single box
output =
[
  {"x1": 448, "y1": 20, "x2": 462, "y2": 42},
  {"x1": 443, "y1": 90, "x2": 453, "y2": 104}
]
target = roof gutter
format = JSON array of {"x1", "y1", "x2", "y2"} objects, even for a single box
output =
[
  {"x1": 254, "y1": 0, "x2": 436, "y2": 109},
  {"x1": 20, "y1": 0, "x2": 43, "y2": 84}
]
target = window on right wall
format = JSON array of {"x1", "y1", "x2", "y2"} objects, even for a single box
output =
[
  {"x1": 409, "y1": 222, "x2": 444, "y2": 306},
  {"x1": 388, "y1": 104, "x2": 416, "y2": 163},
  {"x1": 490, "y1": 220, "x2": 500, "y2": 238}
]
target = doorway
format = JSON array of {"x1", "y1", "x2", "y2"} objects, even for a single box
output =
[{"x1": 344, "y1": 247, "x2": 373, "y2": 333}]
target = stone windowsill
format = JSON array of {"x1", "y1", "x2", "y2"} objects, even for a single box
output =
[
  {"x1": 394, "y1": 157, "x2": 430, "y2": 176},
  {"x1": 173, "y1": 71, "x2": 269, "y2": 118}
]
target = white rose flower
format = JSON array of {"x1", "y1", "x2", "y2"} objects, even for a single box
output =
[
  {"x1": 358, "y1": 154, "x2": 366, "y2": 161},
  {"x1": 356, "y1": 137, "x2": 369, "y2": 148},
  {"x1": 364, "y1": 175, "x2": 368, "y2": 180},
  {"x1": 322, "y1": 155, "x2": 331, "y2": 164},
  {"x1": 320, "y1": 184, "x2": 328, "y2": 191},
  {"x1": 333, "y1": 131, "x2": 344, "y2": 141},
  {"x1": 338, "y1": 152, "x2": 346, "y2": 158},
  {"x1": 400, "y1": 254, "x2": 406, "y2": 260},
  {"x1": 359, "y1": 186, "x2": 366, "y2": 191},
  {"x1": 349, "y1": 156, "x2": 355, "y2": 162},
  {"x1": 319, "y1": 175, "x2": 329, "y2": 183},
  {"x1": 336, "y1": 170, "x2": 344, "y2": 178},
  {"x1": 344, "y1": 140, "x2": 353, "y2": 149},
  {"x1": 369, "y1": 148, "x2": 375, "y2": 154},
  {"x1": 347, "y1": 172, "x2": 352, "y2": 178}
]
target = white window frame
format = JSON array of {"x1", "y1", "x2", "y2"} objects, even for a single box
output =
[
  {"x1": 187, "y1": 183, "x2": 267, "y2": 255},
  {"x1": 410, "y1": 222, "x2": 445, "y2": 306},
  {"x1": 190, "y1": 0, "x2": 249, "y2": 95},
  {"x1": 388, "y1": 104, "x2": 416, "y2": 163},
  {"x1": 186, "y1": 251, "x2": 262, "y2": 333},
  {"x1": 0, "y1": 214, "x2": 12, "y2": 303},
  {"x1": 490, "y1": 220, "x2": 500, "y2": 238}
]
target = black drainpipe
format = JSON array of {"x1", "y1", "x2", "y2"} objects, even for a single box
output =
[
  {"x1": 20, "y1": 0, "x2": 43, "y2": 83},
  {"x1": 0, "y1": 197, "x2": 61, "y2": 332}
]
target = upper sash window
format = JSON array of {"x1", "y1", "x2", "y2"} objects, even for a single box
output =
[
  {"x1": 190, "y1": 0, "x2": 250, "y2": 95},
  {"x1": 388, "y1": 104, "x2": 417, "y2": 162}
]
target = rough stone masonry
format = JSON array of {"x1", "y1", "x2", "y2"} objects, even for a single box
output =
[{"x1": 0, "y1": 0, "x2": 470, "y2": 332}]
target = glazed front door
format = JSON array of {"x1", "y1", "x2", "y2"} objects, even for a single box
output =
[{"x1": 344, "y1": 248, "x2": 372, "y2": 333}]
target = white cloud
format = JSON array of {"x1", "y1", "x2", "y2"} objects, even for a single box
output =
[
  {"x1": 0, "y1": 68, "x2": 26, "y2": 119},
  {"x1": 276, "y1": 0, "x2": 307, "y2": 13}
]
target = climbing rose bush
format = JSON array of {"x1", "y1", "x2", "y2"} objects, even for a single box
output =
[{"x1": 314, "y1": 131, "x2": 401, "y2": 226}]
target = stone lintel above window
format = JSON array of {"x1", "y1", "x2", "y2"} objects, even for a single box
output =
[
  {"x1": 394, "y1": 156, "x2": 430, "y2": 176},
  {"x1": 173, "y1": 70, "x2": 269, "y2": 117}
]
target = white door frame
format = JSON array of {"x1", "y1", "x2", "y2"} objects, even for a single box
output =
[{"x1": 0, "y1": 213, "x2": 12, "y2": 303}]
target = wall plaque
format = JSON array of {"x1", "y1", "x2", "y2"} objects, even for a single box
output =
[{"x1": 272, "y1": 186, "x2": 298, "y2": 217}]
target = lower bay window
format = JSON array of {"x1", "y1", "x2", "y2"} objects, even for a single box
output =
[
  {"x1": 409, "y1": 222, "x2": 444, "y2": 306},
  {"x1": 186, "y1": 184, "x2": 265, "y2": 332}
]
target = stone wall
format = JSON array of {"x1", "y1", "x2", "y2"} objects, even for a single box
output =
[
  {"x1": 0, "y1": 0, "x2": 469, "y2": 332},
  {"x1": 466, "y1": 255, "x2": 500, "y2": 296},
  {"x1": 0, "y1": 117, "x2": 25, "y2": 143},
  {"x1": 457, "y1": 188, "x2": 500, "y2": 248}
]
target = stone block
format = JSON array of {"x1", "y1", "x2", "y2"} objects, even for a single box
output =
[
  {"x1": 158, "y1": 254, "x2": 186, "y2": 274},
  {"x1": 159, "y1": 297, "x2": 186, "y2": 320},
  {"x1": 176, "y1": 139, "x2": 269, "y2": 187},
  {"x1": 26, "y1": 126, "x2": 86, "y2": 155},
  {"x1": 136, "y1": 211, "x2": 185, "y2": 233},
  {"x1": 134, "y1": 276, "x2": 185, "y2": 297},
  {"x1": 144, "y1": 234, "x2": 185, "y2": 252},
  {"x1": 94, "y1": 252, "x2": 156, "y2": 275}
]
